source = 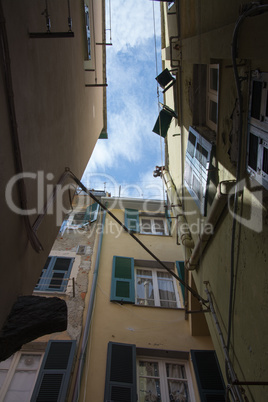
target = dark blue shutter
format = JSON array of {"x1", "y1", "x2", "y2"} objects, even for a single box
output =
[
  {"x1": 31, "y1": 340, "x2": 76, "y2": 402},
  {"x1": 191, "y1": 350, "x2": 225, "y2": 401},
  {"x1": 84, "y1": 202, "x2": 99, "y2": 223},
  {"x1": 176, "y1": 261, "x2": 185, "y2": 304},
  {"x1": 110, "y1": 256, "x2": 135, "y2": 304},
  {"x1": 152, "y1": 108, "x2": 173, "y2": 138},
  {"x1": 35, "y1": 257, "x2": 52, "y2": 291},
  {"x1": 104, "y1": 342, "x2": 137, "y2": 402},
  {"x1": 124, "y1": 209, "x2": 139, "y2": 233}
]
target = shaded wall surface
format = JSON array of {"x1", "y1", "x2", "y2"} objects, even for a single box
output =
[
  {"x1": 161, "y1": 1, "x2": 268, "y2": 401},
  {"x1": 0, "y1": 0, "x2": 106, "y2": 328}
]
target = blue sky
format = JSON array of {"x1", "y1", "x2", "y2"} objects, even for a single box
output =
[{"x1": 82, "y1": 0, "x2": 164, "y2": 199}]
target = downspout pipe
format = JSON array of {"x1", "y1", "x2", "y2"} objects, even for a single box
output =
[
  {"x1": 72, "y1": 208, "x2": 106, "y2": 402},
  {"x1": 186, "y1": 181, "x2": 236, "y2": 271}
]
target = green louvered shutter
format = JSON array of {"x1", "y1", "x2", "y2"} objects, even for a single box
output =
[
  {"x1": 176, "y1": 261, "x2": 185, "y2": 304},
  {"x1": 191, "y1": 350, "x2": 225, "y2": 401},
  {"x1": 104, "y1": 342, "x2": 137, "y2": 402},
  {"x1": 31, "y1": 340, "x2": 76, "y2": 402},
  {"x1": 124, "y1": 209, "x2": 139, "y2": 233},
  {"x1": 84, "y1": 202, "x2": 99, "y2": 223},
  {"x1": 111, "y1": 256, "x2": 135, "y2": 303},
  {"x1": 152, "y1": 108, "x2": 173, "y2": 138}
]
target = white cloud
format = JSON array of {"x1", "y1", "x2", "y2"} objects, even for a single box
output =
[
  {"x1": 85, "y1": 96, "x2": 161, "y2": 172},
  {"x1": 108, "y1": 0, "x2": 161, "y2": 52}
]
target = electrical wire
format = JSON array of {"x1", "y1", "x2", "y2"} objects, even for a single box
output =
[
  {"x1": 109, "y1": 0, "x2": 112, "y2": 43},
  {"x1": 66, "y1": 168, "x2": 209, "y2": 306}
]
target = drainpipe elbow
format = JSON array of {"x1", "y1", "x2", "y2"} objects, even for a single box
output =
[
  {"x1": 185, "y1": 258, "x2": 197, "y2": 271},
  {"x1": 181, "y1": 234, "x2": 195, "y2": 249}
]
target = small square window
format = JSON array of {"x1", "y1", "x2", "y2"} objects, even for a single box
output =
[
  {"x1": 77, "y1": 245, "x2": 86, "y2": 255},
  {"x1": 140, "y1": 218, "x2": 167, "y2": 235}
]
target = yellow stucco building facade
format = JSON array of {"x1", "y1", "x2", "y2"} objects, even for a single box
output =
[{"x1": 75, "y1": 197, "x2": 222, "y2": 401}]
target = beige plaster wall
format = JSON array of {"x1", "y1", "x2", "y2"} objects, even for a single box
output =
[
  {"x1": 162, "y1": 1, "x2": 268, "y2": 400},
  {"x1": 0, "y1": 0, "x2": 106, "y2": 329}
]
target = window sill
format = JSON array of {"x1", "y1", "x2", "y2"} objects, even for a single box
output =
[
  {"x1": 33, "y1": 290, "x2": 66, "y2": 296},
  {"x1": 139, "y1": 233, "x2": 171, "y2": 237},
  {"x1": 133, "y1": 304, "x2": 184, "y2": 311}
]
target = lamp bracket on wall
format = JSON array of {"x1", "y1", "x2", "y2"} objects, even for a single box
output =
[{"x1": 29, "y1": 0, "x2": 74, "y2": 39}]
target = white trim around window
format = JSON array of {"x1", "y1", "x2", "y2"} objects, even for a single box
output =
[
  {"x1": 206, "y1": 64, "x2": 219, "y2": 132},
  {"x1": 135, "y1": 268, "x2": 181, "y2": 308},
  {"x1": 0, "y1": 351, "x2": 44, "y2": 402},
  {"x1": 137, "y1": 357, "x2": 194, "y2": 402},
  {"x1": 140, "y1": 217, "x2": 168, "y2": 235}
]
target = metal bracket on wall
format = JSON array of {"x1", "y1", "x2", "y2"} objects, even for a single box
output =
[
  {"x1": 185, "y1": 309, "x2": 210, "y2": 314},
  {"x1": 170, "y1": 35, "x2": 180, "y2": 68},
  {"x1": 29, "y1": 32, "x2": 74, "y2": 38},
  {"x1": 85, "y1": 83, "x2": 108, "y2": 87},
  {"x1": 29, "y1": 0, "x2": 74, "y2": 39}
]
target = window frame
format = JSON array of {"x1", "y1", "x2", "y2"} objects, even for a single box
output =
[
  {"x1": 206, "y1": 64, "x2": 219, "y2": 132},
  {"x1": 135, "y1": 267, "x2": 181, "y2": 308},
  {"x1": 137, "y1": 357, "x2": 194, "y2": 402},
  {"x1": 140, "y1": 217, "x2": 168, "y2": 236},
  {"x1": 0, "y1": 351, "x2": 44, "y2": 401},
  {"x1": 125, "y1": 209, "x2": 170, "y2": 236},
  {"x1": 66, "y1": 202, "x2": 100, "y2": 229},
  {"x1": 247, "y1": 72, "x2": 268, "y2": 190},
  {"x1": 34, "y1": 256, "x2": 74, "y2": 293},
  {"x1": 184, "y1": 126, "x2": 214, "y2": 216}
]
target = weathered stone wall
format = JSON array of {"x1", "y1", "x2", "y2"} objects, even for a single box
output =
[{"x1": 33, "y1": 217, "x2": 98, "y2": 344}]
